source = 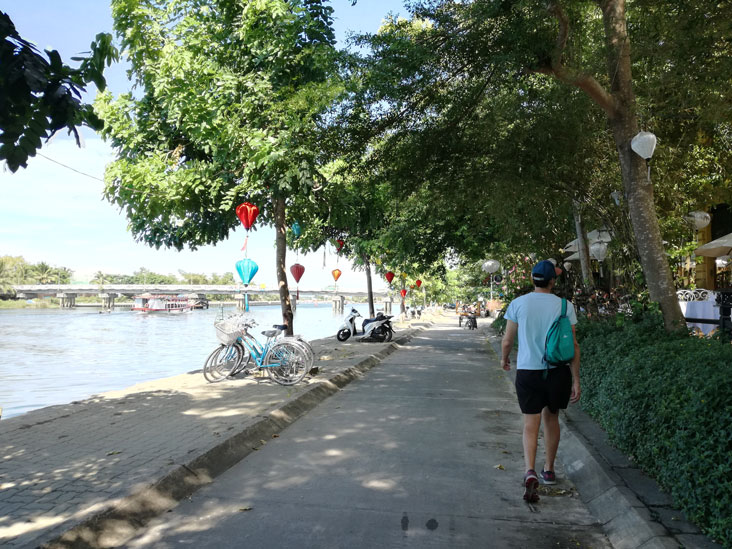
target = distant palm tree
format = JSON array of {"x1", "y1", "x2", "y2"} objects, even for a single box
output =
[
  {"x1": 34, "y1": 262, "x2": 55, "y2": 284},
  {"x1": 0, "y1": 259, "x2": 15, "y2": 295},
  {"x1": 91, "y1": 271, "x2": 107, "y2": 285},
  {"x1": 14, "y1": 263, "x2": 32, "y2": 284},
  {"x1": 55, "y1": 267, "x2": 73, "y2": 284}
]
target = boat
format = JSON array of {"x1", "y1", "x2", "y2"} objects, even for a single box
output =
[{"x1": 132, "y1": 294, "x2": 192, "y2": 313}]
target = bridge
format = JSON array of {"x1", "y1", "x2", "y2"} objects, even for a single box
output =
[{"x1": 12, "y1": 284, "x2": 393, "y2": 311}]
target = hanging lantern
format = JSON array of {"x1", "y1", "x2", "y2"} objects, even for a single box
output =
[
  {"x1": 410, "y1": 284, "x2": 415, "y2": 290},
  {"x1": 415, "y1": 279, "x2": 422, "y2": 288},
  {"x1": 547, "y1": 258, "x2": 557, "y2": 266},
  {"x1": 236, "y1": 258, "x2": 259, "y2": 285},
  {"x1": 332, "y1": 268, "x2": 342, "y2": 282},
  {"x1": 385, "y1": 271, "x2": 395, "y2": 284},
  {"x1": 630, "y1": 131, "x2": 657, "y2": 160},
  {"x1": 290, "y1": 263, "x2": 305, "y2": 299},
  {"x1": 482, "y1": 260, "x2": 500, "y2": 274},
  {"x1": 685, "y1": 211, "x2": 711, "y2": 230},
  {"x1": 400, "y1": 289, "x2": 407, "y2": 299},
  {"x1": 235, "y1": 258, "x2": 258, "y2": 312},
  {"x1": 235, "y1": 202, "x2": 259, "y2": 252},
  {"x1": 335, "y1": 239, "x2": 345, "y2": 253},
  {"x1": 590, "y1": 242, "x2": 608, "y2": 262},
  {"x1": 291, "y1": 221, "x2": 302, "y2": 239},
  {"x1": 400, "y1": 272, "x2": 408, "y2": 279},
  {"x1": 563, "y1": 262, "x2": 573, "y2": 271}
]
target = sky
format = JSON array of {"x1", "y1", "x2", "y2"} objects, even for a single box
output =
[{"x1": 0, "y1": 0, "x2": 403, "y2": 291}]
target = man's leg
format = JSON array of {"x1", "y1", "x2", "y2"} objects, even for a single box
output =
[
  {"x1": 522, "y1": 413, "x2": 542, "y2": 472},
  {"x1": 542, "y1": 407, "x2": 560, "y2": 474}
]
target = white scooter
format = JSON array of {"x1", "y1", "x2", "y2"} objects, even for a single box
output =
[{"x1": 336, "y1": 308, "x2": 394, "y2": 343}]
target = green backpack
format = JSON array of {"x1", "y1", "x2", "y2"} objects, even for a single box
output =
[{"x1": 543, "y1": 298, "x2": 575, "y2": 378}]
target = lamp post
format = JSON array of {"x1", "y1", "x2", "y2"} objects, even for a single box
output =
[{"x1": 482, "y1": 260, "x2": 500, "y2": 300}]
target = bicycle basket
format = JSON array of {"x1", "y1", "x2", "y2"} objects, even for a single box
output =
[{"x1": 214, "y1": 319, "x2": 243, "y2": 344}]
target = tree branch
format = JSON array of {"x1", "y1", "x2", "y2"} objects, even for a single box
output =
[{"x1": 536, "y1": 2, "x2": 617, "y2": 118}]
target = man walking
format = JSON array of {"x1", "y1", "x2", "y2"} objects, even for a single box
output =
[{"x1": 500, "y1": 260, "x2": 581, "y2": 503}]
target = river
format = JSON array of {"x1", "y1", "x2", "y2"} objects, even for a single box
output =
[{"x1": 0, "y1": 302, "x2": 371, "y2": 420}]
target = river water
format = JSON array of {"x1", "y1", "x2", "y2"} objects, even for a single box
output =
[{"x1": 0, "y1": 302, "x2": 371, "y2": 420}]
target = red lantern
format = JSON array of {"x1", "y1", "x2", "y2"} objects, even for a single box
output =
[
  {"x1": 236, "y1": 202, "x2": 259, "y2": 252},
  {"x1": 400, "y1": 289, "x2": 407, "y2": 298},
  {"x1": 290, "y1": 263, "x2": 305, "y2": 299},
  {"x1": 236, "y1": 202, "x2": 259, "y2": 230},
  {"x1": 336, "y1": 239, "x2": 345, "y2": 253},
  {"x1": 385, "y1": 271, "x2": 395, "y2": 284},
  {"x1": 332, "y1": 269, "x2": 342, "y2": 282},
  {"x1": 290, "y1": 263, "x2": 305, "y2": 283},
  {"x1": 415, "y1": 279, "x2": 422, "y2": 288}
]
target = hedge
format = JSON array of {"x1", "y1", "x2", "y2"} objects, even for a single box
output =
[{"x1": 577, "y1": 311, "x2": 732, "y2": 546}]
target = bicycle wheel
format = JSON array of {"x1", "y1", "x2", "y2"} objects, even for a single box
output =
[
  {"x1": 286, "y1": 337, "x2": 314, "y2": 370},
  {"x1": 203, "y1": 345, "x2": 224, "y2": 382},
  {"x1": 265, "y1": 340, "x2": 309, "y2": 386},
  {"x1": 206, "y1": 343, "x2": 244, "y2": 382}
]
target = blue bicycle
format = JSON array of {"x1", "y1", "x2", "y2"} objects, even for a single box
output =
[{"x1": 204, "y1": 317, "x2": 312, "y2": 386}]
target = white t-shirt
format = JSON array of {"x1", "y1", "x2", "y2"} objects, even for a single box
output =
[{"x1": 504, "y1": 292, "x2": 577, "y2": 370}]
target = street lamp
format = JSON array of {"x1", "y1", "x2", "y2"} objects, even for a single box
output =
[
  {"x1": 482, "y1": 260, "x2": 500, "y2": 300},
  {"x1": 631, "y1": 131, "x2": 657, "y2": 184}
]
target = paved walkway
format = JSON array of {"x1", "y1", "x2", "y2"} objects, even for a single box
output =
[
  {"x1": 1, "y1": 314, "x2": 717, "y2": 548},
  {"x1": 124, "y1": 322, "x2": 611, "y2": 548},
  {"x1": 0, "y1": 320, "x2": 428, "y2": 548}
]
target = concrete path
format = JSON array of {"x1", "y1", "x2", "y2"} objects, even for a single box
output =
[
  {"x1": 124, "y1": 322, "x2": 611, "y2": 548},
  {"x1": 0, "y1": 320, "x2": 429, "y2": 549}
]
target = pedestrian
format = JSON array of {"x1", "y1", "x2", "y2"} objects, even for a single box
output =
[{"x1": 499, "y1": 260, "x2": 581, "y2": 503}]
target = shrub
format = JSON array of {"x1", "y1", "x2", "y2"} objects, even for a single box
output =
[{"x1": 577, "y1": 312, "x2": 732, "y2": 546}]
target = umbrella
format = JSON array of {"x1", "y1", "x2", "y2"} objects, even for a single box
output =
[
  {"x1": 694, "y1": 232, "x2": 732, "y2": 257},
  {"x1": 563, "y1": 228, "x2": 612, "y2": 253}
]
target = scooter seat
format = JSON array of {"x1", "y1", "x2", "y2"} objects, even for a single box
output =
[{"x1": 262, "y1": 329, "x2": 281, "y2": 338}]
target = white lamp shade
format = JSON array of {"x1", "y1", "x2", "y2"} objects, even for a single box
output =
[
  {"x1": 685, "y1": 211, "x2": 711, "y2": 230},
  {"x1": 563, "y1": 262, "x2": 572, "y2": 271},
  {"x1": 547, "y1": 258, "x2": 557, "y2": 266},
  {"x1": 590, "y1": 241, "x2": 608, "y2": 262},
  {"x1": 631, "y1": 131, "x2": 657, "y2": 160},
  {"x1": 482, "y1": 259, "x2": 500, "y2": 274}
]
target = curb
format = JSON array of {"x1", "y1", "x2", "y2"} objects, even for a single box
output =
[
  {"x1": 481, "y1": 326, "x2": 683, "y2": 549},
  {"x1": 42, "y1": 328, "x2": 425, "y2": 549}
]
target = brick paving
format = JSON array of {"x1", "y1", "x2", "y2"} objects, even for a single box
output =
[{"x1": 0, "y1": 320, "x2": 429, "y2": 548}]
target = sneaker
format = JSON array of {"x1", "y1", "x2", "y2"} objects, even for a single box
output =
[
  {"x1": 523, "y1": 470, "x2": 540, "y2": 503},
  {"x1": 540, "y1": 469, "x2": 557, "y2": 485}
]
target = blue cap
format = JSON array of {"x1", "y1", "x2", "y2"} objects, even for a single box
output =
[{"x1": 531, "y1": 260, "x2": 557, "y2": 282}]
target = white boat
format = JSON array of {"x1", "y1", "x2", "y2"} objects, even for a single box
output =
[{"x1": 132, "y1": 294, "x2": 192, "y2": 314}]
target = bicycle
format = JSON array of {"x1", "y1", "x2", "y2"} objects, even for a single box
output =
[{"x1": 203, "y1": 316, "x2": 313, "y2": 386}]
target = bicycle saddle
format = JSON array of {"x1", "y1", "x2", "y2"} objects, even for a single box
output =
[{"x1": 262, "y1": 329, "x2": 282, "y2": 338}]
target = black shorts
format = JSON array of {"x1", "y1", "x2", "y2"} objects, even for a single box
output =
[{"x1": 515, "y1": 366, "x2": 572, "y2": 414}]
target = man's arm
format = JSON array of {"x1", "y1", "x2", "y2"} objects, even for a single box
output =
[
  {"x1": 501, "y1": 320, "x2": 517, "y2": 371},
  {"x1": 569, "y1": 326, "x2": 581, "y2": 403}
]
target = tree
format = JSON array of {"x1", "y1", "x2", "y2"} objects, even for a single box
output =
[
  {"x1": 0, "y1": 258, "x2": 14, "y2": 295},
  {"x1": 91, "y1": 271, "x2": 107, "y2": 285},
  {"x1": 0, "y1": 11, "x2": 117, "y2": 172},
  {"x1": 97, "y1": 0, "x2": 341, "y2": 335},
  {"x1": 34, "y1": 262, "x2": 54, "y2": 284}
]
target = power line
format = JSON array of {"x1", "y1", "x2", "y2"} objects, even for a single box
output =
[{"x1": 36, "y1": 152, "x2": 105, "y2": 183}]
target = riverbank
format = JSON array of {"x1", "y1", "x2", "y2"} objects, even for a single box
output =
[{"x1": 0, "y1": 311, "x2": 438, "y2": 548}]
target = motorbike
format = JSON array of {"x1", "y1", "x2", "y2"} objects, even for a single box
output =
[{"x1": 336, "y1": 308, "x2": 394, "y2": 342}]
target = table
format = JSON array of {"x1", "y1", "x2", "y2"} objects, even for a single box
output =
[{"x1": 679, "y1": 300, "x2": 719, "y2": 335}]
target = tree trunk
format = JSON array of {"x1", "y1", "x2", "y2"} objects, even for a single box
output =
[
  {"x1": 364, "y1": 257, "x2": 375, "y2": 318},
  {"x1": 572, "y1": 201, "x2": 594, "y2": 291},
  {"x1": 400, "y1": 280, "x2": 406, "y2": 315},
  {"x1": 598, "y1": 0, "x2": 685, "y2": 331},
  {"x1": 274, "y1": 196, "x2": 294, "y2": 335}
]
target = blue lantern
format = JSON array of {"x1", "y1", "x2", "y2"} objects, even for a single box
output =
[
  {"x1": 236, "y1": 258, "x2": 259, "y2": 311},
  {"x1": 236, "y1": 259, "x2": 259, "y2": 285},
  {"x1": 292, "y1": 221, "x2": 302, "y2": 239}
]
